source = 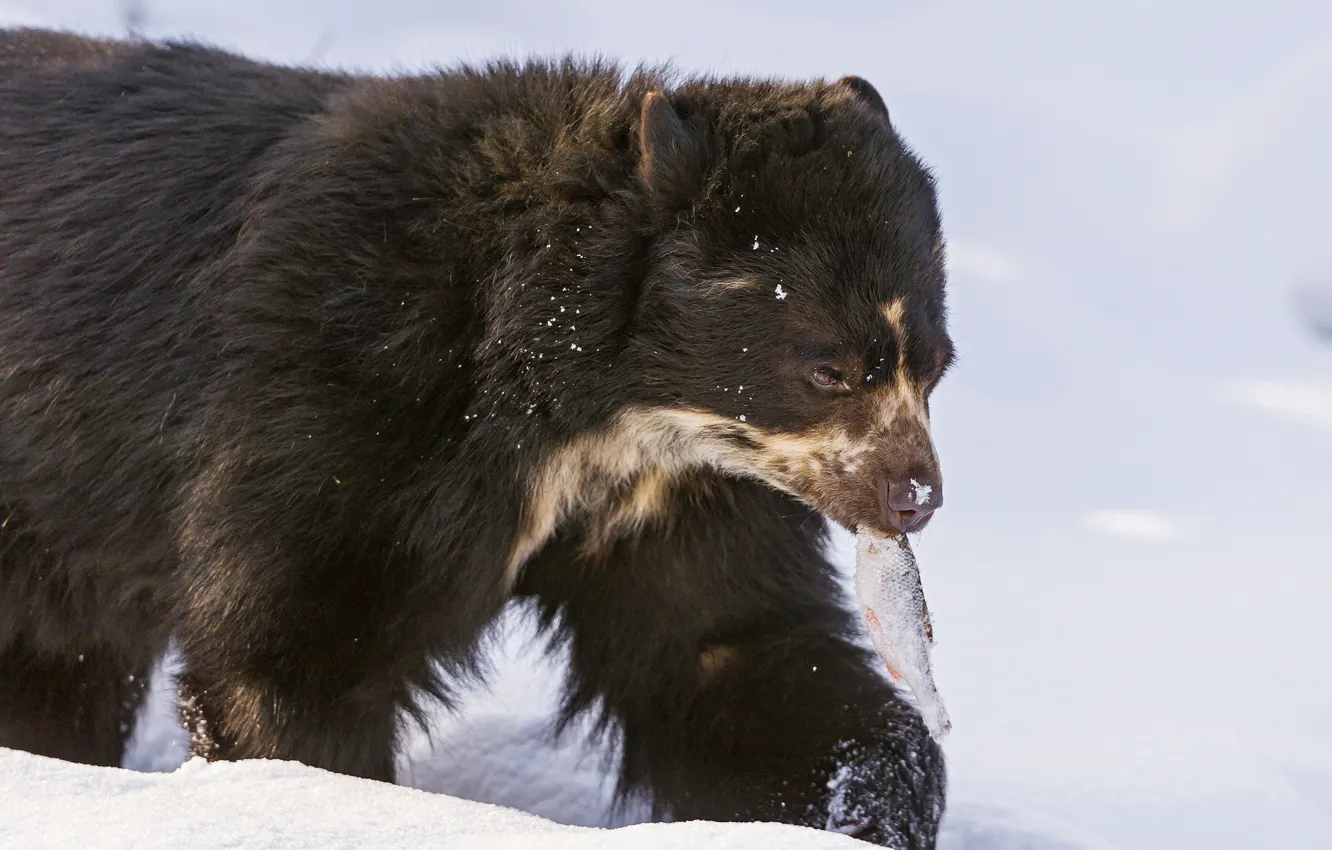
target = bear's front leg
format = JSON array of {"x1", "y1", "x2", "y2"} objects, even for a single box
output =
[
  {"x1": 172, "y1": 665, "x2": 402, "y2": 781},
  {"x1": 647, "y1": 627, "x2": 944, "y2": 848},
  {"x1": 171, "y1": 448, "x2": 514, "y2": 782},
  {"x1": 516, "y1": 473, "x2": 945, "y2": 848},
  {"x1": 173, "y1": 594, "x2": 416, "y2": 782}
]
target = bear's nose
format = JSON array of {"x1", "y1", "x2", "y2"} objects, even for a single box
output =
[{"x1": 879, "y1": 474, "x2": 942, "y2": 534}]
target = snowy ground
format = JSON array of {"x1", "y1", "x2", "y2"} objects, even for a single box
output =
[
  {"x1": 3, "y1": 748, "x2": 866, "y2": 850},
  {"x1": 4, "y1": 2, "x2": 1332, "y2": 848},
  {"x1": 96, "y1": 520, "x2": 1331, "y2": 850},
  {"x1": 96, "y1": 596, "x2": 1149, "y2": 850}
]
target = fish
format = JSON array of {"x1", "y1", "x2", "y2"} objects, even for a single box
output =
[{"x1": 854, "y1": 529, "x2": 951, "y2": 741}]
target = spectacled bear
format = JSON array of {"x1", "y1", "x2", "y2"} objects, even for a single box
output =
[{"x1": 0, "y1": 28, "x2": 955, "y2": 848}]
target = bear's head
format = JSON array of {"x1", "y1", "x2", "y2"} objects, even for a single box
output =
[
  {"x1": 624, "y1": 75, "x2": 954, "y2": 539},
  {"x1": 505, "y1": 73, "x2": 954, "y2": 574}
]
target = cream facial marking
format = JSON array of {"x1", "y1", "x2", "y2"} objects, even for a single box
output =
[
  {"x1": 507, "y1": 406, "x2": 867, "y2": 585},
  {"x1": 505, "y1": 296, "x2": 939, "y2": 584},
  {"x1": 874, "y1": 296, "x2": 930, "y2": 431},
  {"x1": 881, "y1": 298, "x2": 906, "y2": 340}
]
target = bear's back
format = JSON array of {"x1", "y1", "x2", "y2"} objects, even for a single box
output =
[{"x1": 0, "y1": 33, "x2": 349, "y2": 566}]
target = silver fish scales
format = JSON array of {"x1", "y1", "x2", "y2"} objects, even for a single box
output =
[{"x1": 855, "y1": 529, "x2": 951, "y2": 741}]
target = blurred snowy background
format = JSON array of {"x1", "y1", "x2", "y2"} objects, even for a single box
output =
[{"x1": 2, "y1": 2, "x2": 1330, "y2": 849}]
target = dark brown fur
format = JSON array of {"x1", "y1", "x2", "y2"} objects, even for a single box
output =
[{"x1": 0, "y1": 28, "x2": 953, "y2": 847}]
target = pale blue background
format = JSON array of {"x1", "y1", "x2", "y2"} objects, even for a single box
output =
[{"x1": 3, "y1": 3, "x2": 1330, "y2": 848}]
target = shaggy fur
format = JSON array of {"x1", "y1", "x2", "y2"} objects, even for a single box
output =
[{"x1": 0, "y1": 28, "x2": 954, "y2": 847}]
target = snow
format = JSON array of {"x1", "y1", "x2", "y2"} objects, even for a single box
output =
[
  {"x1": 106, "y1": 516, "x2": 1332, "y2": 850},
  {"x1": 910, "y1": 479, "x2": 934, "y2": 507},
  {"x1": 4, "y1": 2, "x2": 1332, "y2": 848},
  {"x1": 1295, "y1": 280, "x2": 1332, "y2": 340},
  {"x1": 3, "y1": 607, "x2": 1128, "y2": 850},
  {"x1": 0, "y1": 748, "x2": 861, "y2": 850},
  {"x1": 1220, "y1": 379, "x2": 1332, "y2": 430},
  {"x1": 1080, "y1": 509, "x2": 1180, "y2": 541}
]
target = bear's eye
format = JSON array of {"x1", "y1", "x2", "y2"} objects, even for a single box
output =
[{"x1": 810, "y1": 366, "x2": 845, "y2": 391}]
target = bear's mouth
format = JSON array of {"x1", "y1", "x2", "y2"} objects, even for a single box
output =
[
  {"x1": 507, "y1": 404, "x2": 941, "y2": 584},
  {"x1": 639, "y1": 406, "x2": 942, "y2": 538}
]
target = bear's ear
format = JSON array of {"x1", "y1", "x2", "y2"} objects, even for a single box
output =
[
  {"x1": 638, "y1": 90, "x2": 705, "y2": 205},
  {"x1": 837, "y1": 75, "x2": 890, "y2": 123}
]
